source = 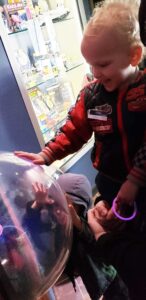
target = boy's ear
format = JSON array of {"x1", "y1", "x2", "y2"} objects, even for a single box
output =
[{"x1": 130, "y1": 45, "x2": 143, "y2": 66}]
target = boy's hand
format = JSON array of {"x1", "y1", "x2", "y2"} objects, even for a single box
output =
[
  {"x1": 116, "y1": 179, "x2": 139, "y2": 206},
  {"x1": 14, "y1": 151, "x2": 46, "y2": 165},
  {"x1": 93, "y1": 201, "x2": 109, "y2": 222},
  {"x1": 31, "y1": 182, "x2": 54, "y2": 208},
  {"x1": 102, "y1": 207, "x2": 125, "y2": 231},
  {"x1": 88, "y1": 207, "x2": 106, "y2": 240},
  {"x1": 89, "y1": 201, "x2": 125, "y2": 233}
]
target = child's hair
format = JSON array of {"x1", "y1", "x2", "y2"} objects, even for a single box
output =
[{"x1": 85, "y1": 0, "x2": 143, "y2": 53}]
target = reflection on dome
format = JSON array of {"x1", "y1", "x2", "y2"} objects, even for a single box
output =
[{"x1": 0, "y1": 152, "x2": 72, "y2": 299}]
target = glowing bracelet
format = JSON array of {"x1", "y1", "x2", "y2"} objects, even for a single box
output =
[
  {"x1": 0, "y1": 224, "x2": 3, "y2": 236},
  {"x1": 112, "y1": 197, "x2": 137, "y2": 221}
]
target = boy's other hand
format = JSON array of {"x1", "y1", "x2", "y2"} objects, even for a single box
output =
[
  {"x1": 93, "y1": 201, "x2": 109, "y2": 222},
  {"x1": 88, "y1": 201, "x2": 125, "y2": 234},
  {"x1": 116, "y1": 179, "x2": 139, "y2": 206},
  {"x1": 14, "y1": 151, "x2": 45, "y2": 165},
  {"x1": 88, "y1": 207, "x2": 106, "y2": 240}
]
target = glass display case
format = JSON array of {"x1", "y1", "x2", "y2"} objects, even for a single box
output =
[{"x1": 0, "y1": 0, "x2": 93, "y2": 169}]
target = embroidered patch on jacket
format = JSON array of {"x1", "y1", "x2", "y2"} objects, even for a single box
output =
[
  {"x1": 126, "y1": 85, "x2": 146, "y2": 111},
  {"x1": 87, "y1": 104, "x2": 113, "y2": 133},
  {"x1": 126, "y1": 85, "x2": 145, "y2": 100},
  {"x1": 94, "y1": 120, "x2": 113, "y2": 133},
  {"x1": 128, "y1": 97, "x2": 146, "y2": 111}
]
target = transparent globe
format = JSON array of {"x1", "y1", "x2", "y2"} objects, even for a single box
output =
[{"x1": 0, "y1": 152, "x2": 72, "y2": 300}]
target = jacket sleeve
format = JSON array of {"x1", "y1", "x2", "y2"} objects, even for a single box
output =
[
  {"x1": 40, "y1": 88, "x2": 93, "y2": 163},
  {"x1": 139, "y1": 0, "x2": 146, "y2": 46},
  {"x1": 127, "y1": 85, "x2": 146, "y2": 186},
  {"x1": 127, "y1": 141, "x2": 146, "y2": 186},
  {"x1": 127, "y1": 74, "x2": 146, "y2": 187}
]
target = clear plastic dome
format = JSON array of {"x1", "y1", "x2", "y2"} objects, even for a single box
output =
[{"x1": 0, "y1": 152, "x2": 72, "y2": 300}]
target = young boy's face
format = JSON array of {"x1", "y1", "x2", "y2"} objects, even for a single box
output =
[{"x1": 81, "y1": 28, "x2": 136, "y2": 92}]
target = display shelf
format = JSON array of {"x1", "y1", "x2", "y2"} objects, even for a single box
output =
[
  {"x1": 26, "y1": 63, "x2": 83, "y2": 91},
  {"x1": 52, "y1": 17, "x2": 74, "y2": 23},
  {"x1": 66, "y1": 62, "x2": 84, "y2": 72},
  {"x1": 27, "y1": 78, "x2": 59, "y2": 91},
  {"x1": 8, "y1": 28, "x2": 28, "y2": 35}
]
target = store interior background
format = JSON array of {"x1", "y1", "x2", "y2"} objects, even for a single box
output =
[
  {"x1": 0, "y1": 1, "x2": 102, "y2": 299},
  {"x1": 0, "y1": 0, "x2": 102, "y2": 191},
  {"x1": 1, "y1": 1, "x2": 146, "y2": 299}
]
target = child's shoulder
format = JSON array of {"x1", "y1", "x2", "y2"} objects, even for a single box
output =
[
  {"x1": 127, "y1": 71, "x2": 146, "y2": 94},
  {"x1": 83, "y1": 79, "x2": 101, "y2": 99},
  {"x1": 134, "y1": 70, "x2": 146, "y2": 86},
  {"x1": 126, "y1": 71, "x2": 146, "y2": 111},
  {"x1": 84, "y1": 78, "x2": 99, "y2": 90}
]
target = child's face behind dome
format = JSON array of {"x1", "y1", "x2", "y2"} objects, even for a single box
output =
[{"x1": 81, "y1": 28, "x2": 138, "y2": 92}]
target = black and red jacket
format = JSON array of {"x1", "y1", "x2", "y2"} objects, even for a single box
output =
[{"x1": 41, "y1": 73, "x2": 146, "y2": 186}]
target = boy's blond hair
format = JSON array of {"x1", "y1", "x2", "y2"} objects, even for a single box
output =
[{"x1": 85, "y1": 0, "x2": 143, "y2": 51}]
